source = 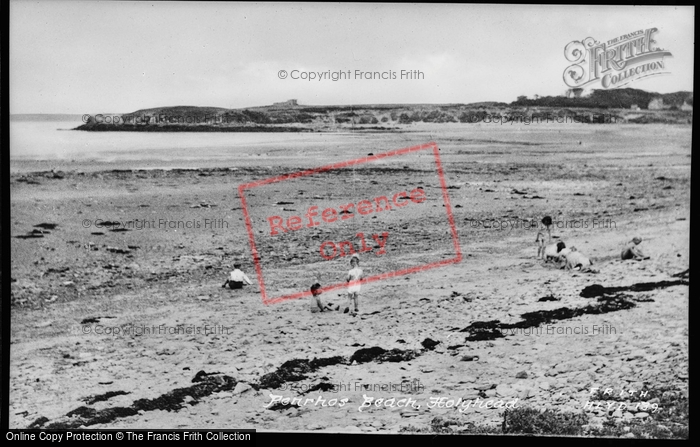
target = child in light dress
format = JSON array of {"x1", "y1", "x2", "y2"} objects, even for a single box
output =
[{"x1": 346, "y1": 254, "x2": 363, "y2": 316}]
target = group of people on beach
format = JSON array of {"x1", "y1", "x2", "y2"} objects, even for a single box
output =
[
  {"x1": 535, "y1": 215, "x2": 649, "y2": 271},
  {"x1": 222, "y1": 254, "x2": 364, "y2": 316},
  {"x1": 309, "y1": 253, "x2": 363, "y2": 316},
  {"x1": 222, "y1": 215, "x2": 648, "y2": 312}
]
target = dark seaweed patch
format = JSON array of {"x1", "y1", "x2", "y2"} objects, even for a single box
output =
[
  {"x1": 27, "y1": 417, "x2": 50, "y2": 429},
  {"x1": 309, "y1": 356, "x2": 345, "y2": 369},
  {"x1": 464, "y1": 329, "x2": 504, "y2": 341},
  {"x1": 672, "y1": 269, "x2": 689, "y2": 279},
  {"x1": 421, "y1": 338, "x2": 440, "y2": 350},
  {"x1": 17, "y1": 177, "x2": 41, "y2": 185},
  {"x1": 579, "y1": 284, "x2": 607, "y2": 298},
  {"x1": 349, "y1": 347, "x2": 386, "y2": 364},
  {"x1": 461, "y1": 320, "x2": 504, "y2": 341},
  {"x1": 459, "y1": 296, "x2": 636, "y2": 341},
  {"x1": 80, "y1": 317, "x2": 100, "y2": 324},
  {"x1": 257, "y1": 356, "x2": 346, "y2": 390},
  {"x1": 376, "y1": 348, "x2": 418, "y2": 363},
  {"x1": 266, "y1": 402, "x2": 300, "y2": 411},
  {"x1": 34, "y1": 223, "x2": 59, "y2": 230},
  {"x1": 83, "y1": 390, "x2": 130, "y2": 405},
  {"x1": 580, "y1": 279, "x2": 688, "y2": 298},
  {"x1": 346, "y1": 346, "x2": 418, "y2": 364},
  {"x1": 65, "y1": 406, "x2": 97, "y2": 419},
  {"x1": 300, "y1": 382, "x2": 337, "y2": 395},
  {"x1": 192, "y1": 370, "x2": 223, "y2": 383},
  {"x1": 15, "y1": 233, "x2": 44, "y2": 239},
  {"x1": 33, "y1": 372, "x2": 236, "y2": 429}
]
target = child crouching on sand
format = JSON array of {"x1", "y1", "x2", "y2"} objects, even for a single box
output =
[
  {"x1": 310, "y1": 283, "x2": 338, "y2": 313},
  {"x1": 621, "y1": 237, "x2": 649, "y2": 261}
]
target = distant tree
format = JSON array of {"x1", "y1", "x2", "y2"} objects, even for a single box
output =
[
  {"x1": 512, "y1": 95, "x2": 532, "y2": 106},
  {"x1": 425, "y1": 110, "x2": 440, "y2": 122},
  {"x1": 566, "y1": 88, "x2": 584, "y2": 98}
]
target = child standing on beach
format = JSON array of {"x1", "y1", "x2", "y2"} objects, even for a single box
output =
[
  {"x1": 222, "y1": 263, "x2": 253, "y2": 289},
  {"x1": 535, "y1": 215, "x2": 553, "y2": 259},
  {"x1": 346, "y1": 254, "x2": 363, "y2": 316}
]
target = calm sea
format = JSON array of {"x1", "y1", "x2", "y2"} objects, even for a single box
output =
[{"x1": 9, "y1": 117, "x2": 378, "y2": 173}]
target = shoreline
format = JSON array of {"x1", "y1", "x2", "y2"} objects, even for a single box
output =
[{"x1": 73, "y1": 123, "x2": 400, "y2": 133}]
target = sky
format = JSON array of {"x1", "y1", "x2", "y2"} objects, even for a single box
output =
[{"x1": 10, "y1": 2, "x2": 695, "y2": 114}]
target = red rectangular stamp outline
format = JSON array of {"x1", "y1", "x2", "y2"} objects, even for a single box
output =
[{"x1": 238, "y1": 141, "x2": 462, "y2": 305}]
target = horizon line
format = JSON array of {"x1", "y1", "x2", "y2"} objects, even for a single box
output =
[{"x1": 10, "y1": 88, "x2": 694, "y2": 116}]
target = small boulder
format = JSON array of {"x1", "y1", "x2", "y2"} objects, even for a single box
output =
[{"x1": 232, "y1": 382, "x2": 252, "y2": 395}]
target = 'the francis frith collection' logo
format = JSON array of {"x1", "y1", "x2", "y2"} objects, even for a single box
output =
[{"x1": 563, "y1": 27, "x2": 672, "y2": 90}]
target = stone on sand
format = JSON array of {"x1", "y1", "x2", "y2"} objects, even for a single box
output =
[{"x1": 233, "y1": 382, "x2": 252, "y2": 395}]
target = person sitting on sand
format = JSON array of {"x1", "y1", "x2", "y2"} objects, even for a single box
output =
[
  {"x1": 346, "y1": 254, "x2": 363, "y2": 316},
  {"x1": 310, "y1": 283, "x2": 339, "y2": 313},
  {"x1": 555, "y1": 246, "x2": 573, "y2": 266},
  {"x1": 621, "y1": 237, "x2": 649, "y2": 261},
  {"x1": 222, "y1": 263, "x2": 252, "y2": 289},
  {"x1": 563, "y1": 247, "x2": 597, "y2": 273},
  {"x1": 543, "y1": 241, "x2": 566, "y2": 263}
]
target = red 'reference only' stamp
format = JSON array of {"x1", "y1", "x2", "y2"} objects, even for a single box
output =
[{"x1": 238, "y1": 142, "x2": 462, "y2": 305}]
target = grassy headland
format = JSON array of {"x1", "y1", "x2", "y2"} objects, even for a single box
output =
[{"x1": 75, "y1": 88, "x2": 692, "y2": 132}]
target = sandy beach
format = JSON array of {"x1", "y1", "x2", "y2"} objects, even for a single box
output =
[{"x1": 9, "y1": 122, "x2": 689, "y2": 436}]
